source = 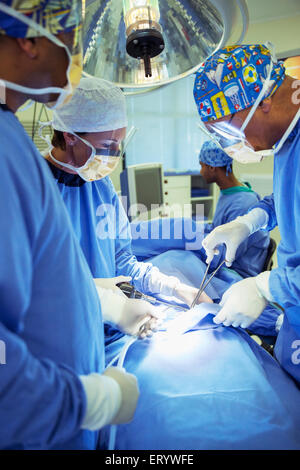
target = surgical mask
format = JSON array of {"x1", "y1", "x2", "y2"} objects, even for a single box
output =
[
  {"x1": 198, "y1": 121, "x2": 271, "y2": 164},
  {"x1": 39, "y1": 122, "x2": 137, "y2": 182},
  {"x1": 0, "y1": 2, "x2": 82, "y2": 110},
  {"x1": 223, "y1": 142, "x2": 273, "y2": 163},
  {"x1": 49, "y1": 145, "x2": 121, "y2": 182}
]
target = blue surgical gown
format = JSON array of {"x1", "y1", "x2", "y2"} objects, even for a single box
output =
[
  {"x1": 46, "y1": 162, "x2": 166, "y2": 343},
  {"x1": 0, "y1": 105, "x2": 104, "y2": 450},
  {"x1": 204, "y1": 184, "x2": 270, "y2": 278},
  {"x1": 252, "y1": 116, "x2": 300, "y2": 382}
]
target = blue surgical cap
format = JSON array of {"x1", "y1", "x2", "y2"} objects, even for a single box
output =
[{"x1": 199, "y1": 141, "x2": 233, "y2": 174}]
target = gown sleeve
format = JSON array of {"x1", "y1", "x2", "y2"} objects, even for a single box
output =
[
  {"x1": 251, "y1": 193, "x2": 278, "y2": 231},
  {"x1": 110, "y1": 182, "x2": 181, "y2": 295}
]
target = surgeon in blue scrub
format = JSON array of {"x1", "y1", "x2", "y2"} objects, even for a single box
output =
[
  {"x1": 42, "y1": 76, "x2": 212, "y2": 347},
  {"x1": 0, "y1": 0, "x2": 141, "y2": 450},
  {"x1": 199, "y1": 140, "x2": 270, "y2": 278},
  {"x1": 194, "y1": 43, "x2": 300, "y2": 383}
]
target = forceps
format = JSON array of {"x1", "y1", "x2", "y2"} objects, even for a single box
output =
[{"x1": 190, "y1": 259, "x2": 227, "y2": 309}]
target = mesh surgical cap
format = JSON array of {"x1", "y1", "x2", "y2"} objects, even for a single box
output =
[
  {"x1": 52, "y1": 76, "x2": 128, "y2": 133},
  {"x1": 193, "y1": 44, "x2": 285, "y2": 122},
  {"x1": 199, "y1": 141, "x2": 232, "y2": 174},
  {"x1": 0, "y1": 0, "x2": 80, "y2": 37}
]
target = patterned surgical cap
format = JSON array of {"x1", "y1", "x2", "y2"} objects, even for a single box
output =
[
  {"x1": 0, "y1": 0, "x2": 81, "y2": 37},
  {"x1": 194, "y1": 44, "x2": 285, "y2": 122}
]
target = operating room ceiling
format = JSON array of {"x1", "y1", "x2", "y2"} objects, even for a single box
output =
[
  {"x1": 246, "y1": 0, "x2": 300, "y2": 23},
  {"x1": 244, "y1": 0, "x2": 300, "y2": 58}
]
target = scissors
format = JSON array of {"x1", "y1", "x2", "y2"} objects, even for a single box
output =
[{"x1": 190, "y1": 259, "x2": 227, "y2": 309}]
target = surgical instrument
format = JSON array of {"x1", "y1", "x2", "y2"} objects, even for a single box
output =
[
  {"x1": 191, "y1": 259, "x2": 226, "y2": 309},
  {"x1": 117, "y1": 281, "x2": 189, "y2": 311}
]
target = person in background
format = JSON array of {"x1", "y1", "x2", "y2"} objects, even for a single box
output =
[
  {"x1": 194, "y1": 43, "x2": 300, "y2": 383},
  {"x1": 199, "y1": 140, "x2": 270, "y2": 278},
  {"x1": 43, "y1": 76, "x2": 212, "y2": 348},
  {"x1": 0, "y1": 0, "x2": 139, "y2": 450}
]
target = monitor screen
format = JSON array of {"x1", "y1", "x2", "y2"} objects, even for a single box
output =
[{"x1": 134, "y1": 166, "x2": 163, "y2": 211}]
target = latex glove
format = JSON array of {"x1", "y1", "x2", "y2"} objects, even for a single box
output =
[
  {"x1": 203, "y1": 219, "x2": 251, "y2": 266},
  {"x1": 103, "y1": 367, "x2": 139, "y2": 424},
  {"x1": 146, "y1": 268, "x2": 213, "y2": 306},
  {"x1": 95, "y1": 283, "x2": 160, "y2": 338},
  {"x1": 213, "y1": 273, "x2": 272, "y2": 328},
  {"x1": 80, "y1": 367, "x2": 139, "y2": 430},
  {"x1": 111, "y1": 296, "x2": 160, "y2": 338},
  {"x1": 174, "y1": 283, "x2": 213, "y2": 307},
  {"x1": 202, "y1": 208, "x2": 269, "y2": 266},
  {"x1": 94, "y1": 275, "x2": 132, "y2": 293}
]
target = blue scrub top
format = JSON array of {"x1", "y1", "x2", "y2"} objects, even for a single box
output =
[
  {"x1": 0, "y1": 106, "x2": 104, "y2": 450},
  {"x1": 205, "y1": 183, "x2": 270, "y2": 278}
]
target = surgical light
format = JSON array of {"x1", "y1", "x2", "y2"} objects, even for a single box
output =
[
  {"x1": 83, "y1": 0, "x2": 249, "y2": 89},
  {"x1": 123, "y1": 0, "x2": 165, "y2": 78}
]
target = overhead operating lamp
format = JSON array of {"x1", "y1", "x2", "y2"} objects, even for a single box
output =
[
  {"x1": 123, "y1": 0, "x2": 165, "y2": 78},
  {"x1": 83, "y1": 0, "x2": 249, "y2": 89}
]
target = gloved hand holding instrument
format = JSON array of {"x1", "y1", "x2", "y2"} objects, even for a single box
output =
[
  {"x1": 95, "y1": 271, "x2": 213, "y2": 339},
  {"x1": 201, "y1": 208, "x2": 273, "y2": 328},
  {"x1": 202, "y1": 208, "x2": 269, "y2": 266},
  {"x1": 116, "y1": 279, "x2": 204, "y2": 337},
  {"x1": 94, "y1": 276, "x2": 160, "y2": 338}
]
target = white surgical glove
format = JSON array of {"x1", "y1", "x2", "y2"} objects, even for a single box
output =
[
  {"x1": 174, "y1": 283, "x2": 213, "y2": 307},
  {"x1": 213, "y1": 271, "x2": 273, "y2": 329},
  {"x1": 146, "y1": 268, "x2": 212, "y2": 307},
  {"x1": 103, "y1": 367, "x2": 139, "y2": 424},
  {"x1": 95, "y1": 282, "x2": 159, "y2": 337},
  {"x1": 202, "y1": 208, "x2": 269, "y2": 266},
  {"x1": 80, "y1": 367, "x2": 139, "y2": 430},
  {"x1": 94, "y1": 275, "x2": 132, "y2": 292}
]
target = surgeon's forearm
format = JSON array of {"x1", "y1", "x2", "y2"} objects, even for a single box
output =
[
  {"x1": 236, "y1": 208, "x2": 269, "y2": 234},
  {"x1": 251, "y1": 194, "x2": 278, "y2": 231},
  {"x1": 79, "y1": 373, "x2": 121, "y2": 431},
  {"x1": 255, "y1": 271, "x2": 274, "y2": 302},
  {"x1": 95, "y1": 286, "x2": 124, "y2": 325},
  {"x1": 145, "y1": 267, "x2": 181, "y2": 297}
]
